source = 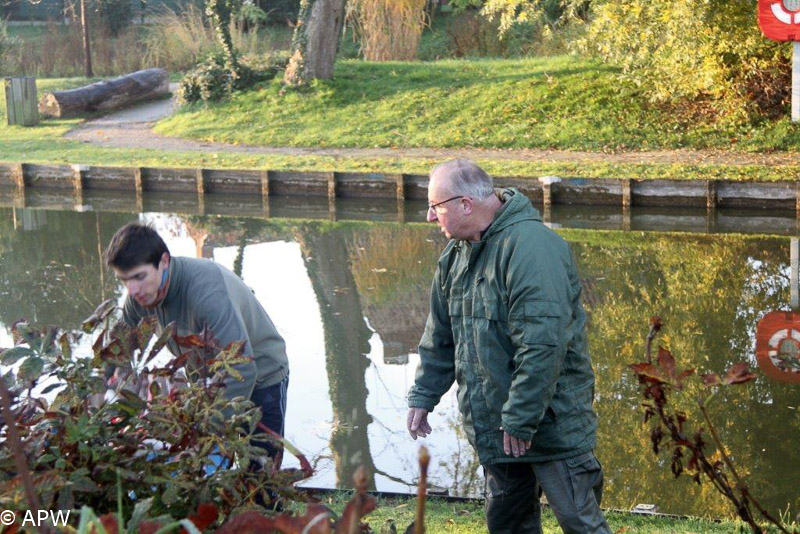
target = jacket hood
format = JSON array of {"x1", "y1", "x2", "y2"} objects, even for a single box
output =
[{"x1": 482, "y1": 188, "x2": 541, "y2": 240}]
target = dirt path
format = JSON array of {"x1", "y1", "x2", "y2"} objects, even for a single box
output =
[{"x1": 64, "y1": 86, "x2": 800, "y2": 166}]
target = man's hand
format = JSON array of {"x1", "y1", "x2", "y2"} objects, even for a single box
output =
[
  {"x1": 503, "y1": 431, "x2": 532, "y2": 458},
  {"x1": 407, "y1": 408, "x2": 432, "y2": 439}
]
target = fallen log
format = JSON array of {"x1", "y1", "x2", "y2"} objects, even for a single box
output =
[{"x1": 38, "y1": 68, "x2": 169, "y2": 118}]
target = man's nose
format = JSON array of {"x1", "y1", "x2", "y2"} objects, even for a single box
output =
[{"x1": 426, "y1": 208, "x2": 437, "y2": 223}]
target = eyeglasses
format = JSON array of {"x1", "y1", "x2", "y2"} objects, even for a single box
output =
[{"x1": 428, "y1": 195, "x2": 464, "y2": 213}]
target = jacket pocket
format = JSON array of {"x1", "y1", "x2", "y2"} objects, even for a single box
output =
[
  {"x1": 514, "y1": 299, "x2": 561, "y2": 347},
  {"x1": 472, "y1": 297, "x2": 506, "y2": 322},
  {"x1": 448, "y1": 294, "x2": 463, "y2": 317}
]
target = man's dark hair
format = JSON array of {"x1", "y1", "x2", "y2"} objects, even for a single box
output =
[{"x1": 105, "y1": 222, "x2": 170, "y2": 270}]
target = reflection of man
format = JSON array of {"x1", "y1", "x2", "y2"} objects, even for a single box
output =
[
  {"x1": 407, "y1": 160, "x2": 610, "y2": 533},
  {"x1": 105, "y1": 222, "x2": 289, "y2": 463}
]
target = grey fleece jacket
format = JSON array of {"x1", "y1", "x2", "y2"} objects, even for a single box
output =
[{"x1": 122, "y1": 256, "x2": 289, "y2": 401}]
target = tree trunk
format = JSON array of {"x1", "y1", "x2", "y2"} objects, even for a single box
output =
[
  {"x1": 80, "y1": 0, "x2": 93, "y2": 78},
  {"x1": 38, "y1": 68, "x2": 169, "y2": 118},
  {"x1": 283, "y1": 0, "x2": 346, "y2": 86}
]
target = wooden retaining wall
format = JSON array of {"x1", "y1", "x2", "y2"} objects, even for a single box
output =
[{"x1": 1, "y1": 163, "x2": 799, "y2": 212}]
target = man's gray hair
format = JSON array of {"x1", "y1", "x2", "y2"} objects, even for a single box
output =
[{"x1": 431, "y1": 159, "x2": 494, "y2": 199}]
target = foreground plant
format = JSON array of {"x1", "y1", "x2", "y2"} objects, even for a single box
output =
[
  {"x1": 0, "y1": 300, "x2": 313, "y2": 530},
  {"x1": 630, "y1": 316, "x2": 798, "y2": 534}
]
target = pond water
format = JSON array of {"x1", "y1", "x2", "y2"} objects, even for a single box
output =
[{"x1": 0, "y1": 194, "x2": 798, "y2": 519}]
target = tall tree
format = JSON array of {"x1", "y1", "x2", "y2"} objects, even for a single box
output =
[
  {"x1": 79, "y1": 0, "x2": 93, "y2": 77},
  {"x1": 283, "y1": 0, "x2": 346, "y2": 86}
]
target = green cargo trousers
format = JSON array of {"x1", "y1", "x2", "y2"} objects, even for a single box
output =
[{"x1": 483, "y1": 451, "x2": 611, "y2": 534}]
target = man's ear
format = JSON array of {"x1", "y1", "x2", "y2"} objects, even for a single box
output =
[
  {"x1": 462, "y1": 197, "x2": 474, "y2": 215},
  {"x1": 159, "y1": 252, "x2": 170, "y2": 270}
]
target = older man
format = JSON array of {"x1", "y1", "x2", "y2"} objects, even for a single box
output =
[{"x1": 407, "y1": 159, "x2": 610, "y2": 533}]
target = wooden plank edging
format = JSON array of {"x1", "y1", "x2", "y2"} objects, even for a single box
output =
[{"x1": 0, "y1": 162, "x2": 797, "y2": 212}]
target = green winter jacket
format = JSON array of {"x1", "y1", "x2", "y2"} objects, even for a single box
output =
[{"x1": 408, "y1": 188, "x2": 597, "y2": 465}]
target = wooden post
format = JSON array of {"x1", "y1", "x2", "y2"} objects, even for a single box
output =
[
  {"x1": 196, "y1": 169, "x2": 206, "y2": 214},
  {"x1": 260, "y1": 170, "x2": 271, "y2": 218},
  {"x1": 621, "y1": 179, "x2": 632, "y2": 208},
  {"x1": 706, "y1": 180, "x2": 717, "y2": 210},
  {"x1": 4, "y1": 78, "x2": 39, "y2": 126},
  {"x1": 395, "y1": 173, "x2": 406, "y2": 223},
  {"x1": 539, "y1": 176, "x2": 560, "y2": 208},
  {"x1": 12, "y1": 163, "x2": 25, "y2": 193},
  {"x1": 134, "y1": 167, "x2": 144, "y2": 212},
  {"x1": 327, "y1": 172, "x2": 337, "y2": 220},
  {"x1": 11, "y1": 164, "x2": 25, "y2": 209},
  {"x1": 395, "y1": 173, "x2": 406, "y2": 201},
  {"x1": 792, "y1": 238, "x2": 799, "y2": 310},
  {"x1": 327, "y1": 172, "x2": 337, "y2": 200},
  {"x1": 793, "y1": 42, "x2": 799, "y2": 122},
  {"x1": 71, "y1": 164, "x2": 86, "y2": 205}
]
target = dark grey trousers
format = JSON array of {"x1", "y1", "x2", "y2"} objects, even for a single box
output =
[{"x1": 483, "y1": 451, "x2": 611, "y2": 534}]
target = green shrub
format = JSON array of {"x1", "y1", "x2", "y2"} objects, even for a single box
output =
[
  {"x1": 0, "y1": 306, "x2": 294, "y2": 523},
  {"x1": 0, "y1": 20, "x2": 22, "y2": 74},
  {"x1": 577, "y1": 0, "x2": 792, "y2": 119},
  {"x1": 177, "y1": 53, "x2": 284, "y2": 103},
  {"x1": 143, "y1": 5, "x2": 292, "y2": 73},
  {"x1": 235, "y1": 0, "x2": 270, "y2": 30},
  {"x1": 95, "y1": 0, "x2": 135, "y2": 36}
]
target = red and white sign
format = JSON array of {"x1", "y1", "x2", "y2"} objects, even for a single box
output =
[
  {"x1": 759, "y1": 0, "x2": 800, "y2": 41},
  {"x1": 755, "y1": 310, "x2": 800, "y2": 383}
]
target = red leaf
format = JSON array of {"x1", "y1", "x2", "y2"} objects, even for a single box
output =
[
  {"x1": 276, "y1": 504, "x2": 333, "y2": 533},
  {"x1": 724, "y1": 363, "x2": 757, "y2": 385},
  {"x1": 335, "y1": 466, "x2": 376, "y2": 534},
  {"x1": 139, "y1": 521, "x2": 164, "y2": 534},
  {"x1": 678, "y1": 369, "x2": 695, "y2": 381},
  {"x1": 650, "y1": 316, "x2": 663, "y2": 330},
  {"x1": 657, "y1": 347, "x2": 677, "y2": 380},
  {"x1": 186, "y1": 503, "x2": 219, "y2": 532},
  {"x1": 629, "y1": 363, "x2": 664, "y2": 384},
  {"x1": 94, "y1": 514, "x2": 118, "y2": 534},
  {"x1": 173, "y1": 334, "x2": 207, "y2": 348},
  {"x1": 702, "y1": 373, "x2": 721, "y2": 386},
  {"x1": 215, "y1": 511, "x2": 277, "y2": 534}
]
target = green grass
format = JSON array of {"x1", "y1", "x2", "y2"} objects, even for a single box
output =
[
  {"x1": 156, "y1": 56, "x2": 800, "y2": 153},
  {"x1": 2, "y1": 69, "x2": 800, "y2": 182},
  {"x1": 310, "y1": 492, "x2": 755, "y2": 533}
]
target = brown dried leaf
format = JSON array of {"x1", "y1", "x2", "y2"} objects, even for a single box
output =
[
  {"x1": 724, "y1": 363, "x2": 757, "y2": 385},
  {"x1": 629, "y1": 363, "x2": 664, "y2": 384},
  {"x1": 657, "y1": 347, "x2": 677, "y2": 379},
  {"x1": 215, "y1": 511, "x2": 277, "y2": 534},
  {"x1": 702, "y1": 373, "x2": 721, "y2": 386}
]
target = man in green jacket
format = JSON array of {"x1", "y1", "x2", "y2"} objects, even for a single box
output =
[
  {"x1": 105, "y1": 222, "x2": 290, "y2": 464},
  {"x1": 407, "y1": 159, "x2": 610, "y2": 533}
]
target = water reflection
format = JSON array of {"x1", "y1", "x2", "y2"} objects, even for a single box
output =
[{"x1": 0, "y1": 204, "x2": 798, "y2": 520}]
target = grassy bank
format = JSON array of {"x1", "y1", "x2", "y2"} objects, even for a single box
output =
[
  {"x1": 313, "y1": 492, "x2": 753, "y2": 533},
  {"x1": 2, "y1": 74, "x2": 800, "y2": 182},
  {"x1": 156, "y1": 56, "x2": 800, "y2": 153}
]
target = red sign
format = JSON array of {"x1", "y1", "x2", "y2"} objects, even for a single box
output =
[
  {"x1": 759, "y1": 0, "x2": 800, "y2": 41},
  {"x1": 755, "y1": 310, "x2": 800, "y2": 383}
]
